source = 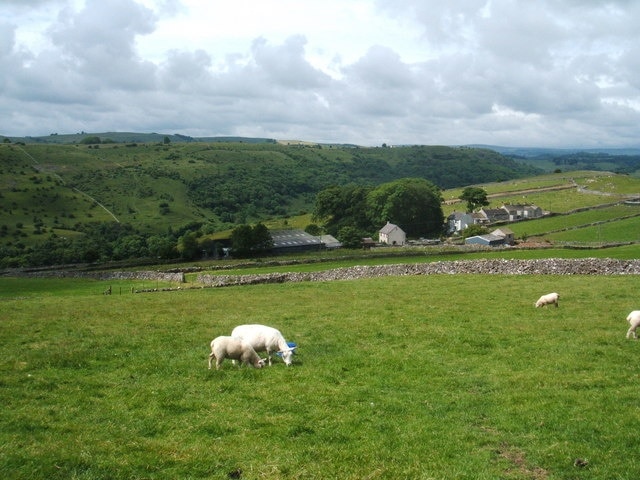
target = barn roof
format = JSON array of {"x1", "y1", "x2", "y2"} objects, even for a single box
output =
[
  {"x1": 465, "y1": 234, "x2": 505, "y2": 246},
  {"x1": 379, "y1": 222, "x2": 403, "y2": 234},
  {"x1": 270, "y1": 229, "x2": 322, "y2": 249}
]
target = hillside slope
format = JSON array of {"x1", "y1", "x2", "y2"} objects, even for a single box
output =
[{"x1": 0, "y1": 142, "x2": 540, "y2": 245}]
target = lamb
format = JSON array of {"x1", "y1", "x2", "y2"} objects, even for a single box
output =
[
  {"x1": 626, "y1": 311, "x2": 640, "y2": 339},
  {"x1": 231, "y1": 324, "x2": 295, "y2": 366},
  {"x1": 535, "y1": 292, "x2": 559, "y2": 308},
  {"x1": 208, "y1": 335, "x2": 266, "y2": 370}
]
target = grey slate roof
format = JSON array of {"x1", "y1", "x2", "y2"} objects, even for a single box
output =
[{"x1": 270, "y1": 230, "x2": 323, "y2": 249}]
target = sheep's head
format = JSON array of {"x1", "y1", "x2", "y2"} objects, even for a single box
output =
[
  {"x1": 281, "y1": 348, "x2": 294, "y2": 366},
  {"x1": 256, "y1": 358, "x2": 266, "y2": 368}
]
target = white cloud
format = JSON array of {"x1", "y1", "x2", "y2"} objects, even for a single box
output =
[{"x1": 0, "y1": 0, "x2": 639, "y2": 147}]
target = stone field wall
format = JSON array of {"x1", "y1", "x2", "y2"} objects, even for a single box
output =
[{"x1": 197, "y1": 258, "x2": 640, "y2": 288}]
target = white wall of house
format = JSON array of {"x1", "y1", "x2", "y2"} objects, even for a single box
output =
[{"x1": 379, "y1": 222, "x2": 406, "y2": 245}]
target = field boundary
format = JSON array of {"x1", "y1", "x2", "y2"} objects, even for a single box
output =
[{"x1": 194, "y1": 258, "x2": 640, "y2": 290}]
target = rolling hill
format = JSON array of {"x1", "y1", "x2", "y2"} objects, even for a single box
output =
[
  {"x1": 1, "y1": 135, "x2": 639, "y2": 268},
  {"x1": 0, "y1": 140, "x2": 539, "y2": 238}
]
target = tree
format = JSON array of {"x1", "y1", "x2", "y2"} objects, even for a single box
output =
[
  {"x1": 177, "y1": 232, "x2": 200, "y2": 260},
  {"x1": 80, "y1": 136, "x2": 102, "y2": 145},
  {"x1": 337, "y1": 226, "x2": 364, "y2": 249},
  {"x1": 251, "y1": 222, "x2": 273, "y2": 253},
  {"x1": 460, "y1": 224, "x2": 488, "y2": 239},
  {"x1": 147, "y1": 234, "x2": 176, "y2": 259},
  {"x1": 304, "y1": 224, "x2": 322, "y2": 236},
  {"x1": 459, "y1": 187, "x2": 489, "y2": 213},
  {"x1": 230, "y1": 223, "x2": 273, "y2": 257},
  {"x1": 366, "y1": 178, "x2": 444, "y2": 238},
  {"x1": 312, "y1": 184, "x2": 373, "y2": 236}
]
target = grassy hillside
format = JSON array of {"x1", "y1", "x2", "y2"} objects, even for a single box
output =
[
  {"x1": 2, "y1": 137, "x2": 640, "y2": 268},
  {"x1": 470, "y1": 145, "x2": 640, "y2": 175},
  {"x1": 0, "y1": 141, "x2": 539, "y2": 246},
  {"x1": 442, "y1": 170, "x2": 640, "y2": 246}
]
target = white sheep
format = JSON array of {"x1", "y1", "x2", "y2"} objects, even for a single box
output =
[
  {"x1": 535, "y1": 292, "x2": 560, "y2": 308},
  {"x1": 626, "y1": 311, "x2": 640, "y2": 339},
  {"x1": 208, "y1": 336, "x2": 266, "y2": 370},
  {"x1": 231, "y1": 324, "x2": 295, "y2": 366}
]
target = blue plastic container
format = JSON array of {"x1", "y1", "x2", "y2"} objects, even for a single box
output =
[{"x1": 277, "y1": 341, "x2": 297, "y2": 357}]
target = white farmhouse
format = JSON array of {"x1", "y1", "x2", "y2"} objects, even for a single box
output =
[
  {"x1": 447, "y1": 212, "x2": 475, "y2": 234},
  {"x1": 379, "y1": 222, "x2": 406, "y2": 246}
]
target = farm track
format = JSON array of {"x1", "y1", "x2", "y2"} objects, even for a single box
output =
[
  {"x1": 445, "y1": 177, "x2": 639, "y2": 206},
  {"x1": 444, "y1": 183, "x2": 576, "y2": 205},
  {"x1": 14, "y1": 145, "x2": 121, "y2": 223}
]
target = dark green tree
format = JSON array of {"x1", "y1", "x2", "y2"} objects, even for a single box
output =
[
  {"x1": 80, "y1": 136, "x2": 102, "y2": 144},
  {"x1": 460, "y1": 224, "x2": 488, "y2": 239},
  {"x1": 177, "y1": 231, "x2": 200, "y2": 260},
  {"x1": 337, "y1": 226, "x2": 364, "y2": 249},
  {"x1": 230, "y1": 225, "x2": 253, "y2": 257},
  {"x1": 251, "y1": 222, "x2": 273, "y2": 253},
  {"x1": 313, "y1": 184, "x2": 373, "y2": 236},
  {"x1": 147, "y1": 234, "x2": 176, "y2": 259},
  {"x1": 304, "y1": 223, "x2": 322, "y2": 236},
  {"x1": 367, "y1": 178, "x2": 444, "y2": 237},
  {"x1": 230, "y1": 223, "x2": 273, "y2": 257},
  {"x1": 459, "y1": 187, "x2": 489, "y2": 213}
]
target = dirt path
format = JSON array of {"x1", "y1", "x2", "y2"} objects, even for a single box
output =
[
  {"x1": 16, "y1": 145, "x2": 120, "y2": 223},
  {"x1": 445, "y1": 183, "x2": 576, "y2": 205}
]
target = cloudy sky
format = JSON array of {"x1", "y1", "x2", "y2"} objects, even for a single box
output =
[{"x1": 2, "y1": 0, "x2": 639, "y2": 147}]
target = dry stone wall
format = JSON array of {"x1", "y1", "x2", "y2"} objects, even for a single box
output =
[
  {"x1": 197, "y1": 258, "x2": 640, "y2": 288},
  {"x1": 6, "y1": 269, "x2": 185, "y2": 283}
]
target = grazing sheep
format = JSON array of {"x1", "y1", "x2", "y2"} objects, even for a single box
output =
[
  {"x1": 208, "y1": 336, "x2": 266, "y2": 370},
  {"x1": 535, "y1": 292, "x2": 559, "y2": 308},
  {"x1": 231, "y1": 324, "x2": 295, "y2": 366},
  {"x1": 626, "y1": 311, "x2": 640, "y2": 339}
]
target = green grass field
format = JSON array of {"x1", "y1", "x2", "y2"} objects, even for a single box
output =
[
  {"x1": 442, "y1": 171, "x2": 639, "y2": 218},
  {"x1": 2, "y1": 269, "x2": 640, "y2": 479},
  {"x1": 544, "y1": 216, "x2": 640, "y2": 243}
]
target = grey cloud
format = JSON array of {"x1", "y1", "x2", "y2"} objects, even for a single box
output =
[
  {"x1": 250, "y1": 36, "x2": 331, "y2": 89},
  {"x1": 48, "y1": 0, "x2": 158, "y2": 89},
  {"x1": 1, "y1": 0, "x2": 639, "y2": 148},
  {"x1": 0, "y1": 22, "x2": 16, "y2": 58},
  {"x1": 160, "y1": 49, "x2": 212, "y2": 91}
]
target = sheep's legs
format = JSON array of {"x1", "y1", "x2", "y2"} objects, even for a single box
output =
[{"x1": 627, "y1": 327, "x2": 637, "y2": 339}]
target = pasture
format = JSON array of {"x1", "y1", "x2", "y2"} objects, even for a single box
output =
[{"x1": 2, "y1": 272, "x2": 640, "y2": 479}]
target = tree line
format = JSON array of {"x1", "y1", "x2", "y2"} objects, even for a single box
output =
[{"x1": 0, "y1": 177, "x2": 451, "y2": 268}]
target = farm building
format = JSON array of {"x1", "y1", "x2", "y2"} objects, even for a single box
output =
[
  {"x1": 379, "y1": 222, "x2": 406, "y2": 245},
  {"x1": 319, "y1": 234, "x2": 342, "y2": 249},
  {"x1": 465, "y1": 233, "x2": 505, "y2": 247},
  {"x1": 270, "y1": 229, "x2": 323, "y2": 254},
  {"x1": 501, "y1": 204, "x2": 543, "y2": 221},
  {"x1": 477, "y1": 208, "x2": 510, "y2": 224},
  {"x1": 447, "y1": 212, "x2": 475, "y2": 234},
  {"x1": 491, "y1": 227, "x2": 515, "y2": 245}
]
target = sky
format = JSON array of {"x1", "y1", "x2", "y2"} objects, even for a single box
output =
[{"x1": 1, "y1": 0, "x2": 639, "y2": 148}]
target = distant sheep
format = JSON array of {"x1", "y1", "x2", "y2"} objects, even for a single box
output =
[
  {"x1": 535, "y1": 292, "x2": 559, "y2": 308},
  {"x1": 626, "y1": 311, "x2": 640, "y2": 339},
  {"x1": 208, "y1": 336, "x2": 266, "y2": 370},
  {"x1": 231, "y1": 324, "x2": 295, "y2": 366}
]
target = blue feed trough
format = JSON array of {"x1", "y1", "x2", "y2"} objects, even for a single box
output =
[{"x1": 277, "y1": 341, "x2": 297, "y2": 357}]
